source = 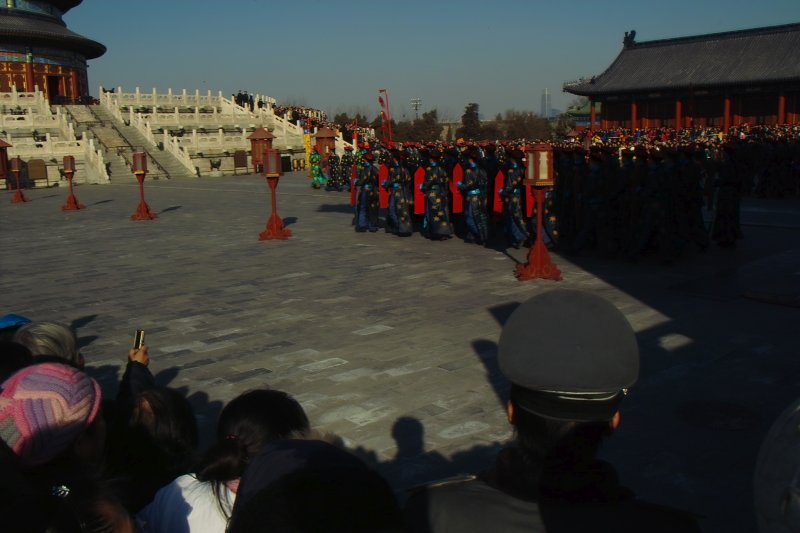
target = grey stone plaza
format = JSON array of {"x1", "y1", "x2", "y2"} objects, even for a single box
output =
[{"x1": 2, "y1": 173, "x2": 798, "y2": 532}]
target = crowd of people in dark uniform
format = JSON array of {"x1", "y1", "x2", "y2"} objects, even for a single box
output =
[
  {"x1": 272, "y1": 105, "x2": 334, "y2": 132},
  {"x1": 315, "y1": 124, "x2": 800, "y2": 261}
]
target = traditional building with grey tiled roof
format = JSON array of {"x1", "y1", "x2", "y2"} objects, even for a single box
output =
[
  {"x1": 0, "y1": 0, "x2": 105, "y2": 102},
  {"x1": 563, "y1": 23, "x2": 800, "y2": 130}
]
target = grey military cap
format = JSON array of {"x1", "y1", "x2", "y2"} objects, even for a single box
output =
[{"x1": 498, "y1": 289, "x2": 639, "y2": 421}]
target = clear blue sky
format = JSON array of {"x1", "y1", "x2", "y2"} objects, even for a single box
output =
[{"x1": 67, "y1": 0, "x2": 800, "y2": 122}]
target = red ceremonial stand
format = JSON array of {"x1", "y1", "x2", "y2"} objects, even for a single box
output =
[
  {"x1": 10, "y1": 156, "x2": 29, "y2": 203},
  {"x1": 515, "y1": 187, "x2": 562, "y2": 281},
  {"x1": 130, "y1": 152, "x2": 157, "y2": 220},
  {"x1": 259, "y1": 148, "x2": 291, "y2": 240},
  {"x1": 515, "y1": 144, "x2": 562, "y2": 282},
  {"x1": 61, "y1": 156, "x2": 84, "y2": 211}
]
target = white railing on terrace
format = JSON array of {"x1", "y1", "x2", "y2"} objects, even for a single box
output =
[
  {"x1": 171, "y1": 128, "x2": 251, "y2": 154},
  {"x1": 128, "y1": 107, "x2": 266, "y2": 129},
  {"x1": 101, "y1": 86, "x2": 228, "y2": 109},
  {"x1": 128, "y1": 112, "x2": 158, "y2": 147},
  {"x1": 0, "y1": 89, "x2": 110, "y2": 184},
  {"x1": 7, "y1": 133, "x2": 110, "y2": 184},
  {"x1": 0, "y1": 86, "x2": 50, "y2": 112},
  {"x1": 100, "y1": 86, "x2": 278, "y2": 115},
  {"x1": 99, "y1": 86, "x2": 314, "y2": 154},
  {"x1": 83, "y1": 137, "x2": 111, "y2": 183},
  {"x1": 162, "y1": 132, "x2": 196, "y2": 175}
]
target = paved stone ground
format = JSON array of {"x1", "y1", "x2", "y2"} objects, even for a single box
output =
[{"x1": 2, "y1": 173, "x2": 799, "y2": 533}]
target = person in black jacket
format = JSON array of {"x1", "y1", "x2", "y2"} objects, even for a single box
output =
[{"x1": 404, "y1": 289, "x2": 703, "y2": 533}]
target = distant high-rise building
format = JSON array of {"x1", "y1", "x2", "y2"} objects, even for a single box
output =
[{"x1": 540, "y1": 88, "x2": 552, "y2": 119}]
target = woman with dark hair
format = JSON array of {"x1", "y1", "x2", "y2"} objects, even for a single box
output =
[
  {"x1": 105, "y1": 386, "x2": 199, "y2": 513},
  {"x1": 137, "y1": 389, "x2": 310, "y2": 533}
]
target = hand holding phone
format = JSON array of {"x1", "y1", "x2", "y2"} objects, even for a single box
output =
[
  {"x1": 133, "y1": 329, "x2": 145, "y2": 349},
  {"x1": 129, "y1": 329, "x2": 149, "y2": 366}
]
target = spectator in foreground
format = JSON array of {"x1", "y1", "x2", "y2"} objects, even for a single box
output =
[
  {"x1": 13, "y1": 321, "x2": 84, "y2": 368},
  {"x1": 138, "y1": 388, "x2": 311, "y2": 533},
  {"x1": 0, "y1": 340, "x2": 32, "y2": 382},
  {"x1": 404, "y1": 289, "x2": 703, "y2": 532},
  {"x1": 0, "y1": 362, "x2": 132, "y2": 532},
  {"x1": 227, "y1": 439, "x2": 402, "y2": 533},
  {"x1": 105, "y1": 383, "x2": 199, "y2": 513}
]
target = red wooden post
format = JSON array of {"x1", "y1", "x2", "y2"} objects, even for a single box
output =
[
  {"x1": 61, "y1": 155, "x2": 84, "y2": 211},
  {"x1": 675, "y1": 99, "x2": 683, "y2": 131},
  {"x1": 778, "y1": 94, "x2": 786, "y2": 124},
  {"x1": 24, "y1": 52, "x2": 34, "y2": 92},
  {"x1": 598, "y1": 102, "x2": 605, "y2": 129},
  {"x1": 70, "y1": 71, "x2": 79, "y2": 104},
  {"x1": 259, "y1": 149, "x2": 291, "y2": 240},
  {"x1": 130, "y1": 152, "x2": 157, "y2": 220},
  {"x1": 630, "y1": 101, "x2": 638, "y2": 131},
  {"x1": 589, "y1": 100, "x2": 596, "y2": 131},
  {"x1": 0, "y1": 139, "x2": 12, "y2": 197},
  {"x1": 515, "y1": 145, "x2": 562, "y2": 282},
  {"x1": 9, "y1": 156, "x2": 29, "y2": 203},
  {"x1": 723, "y1": 97, "x2": 731, "y2": 132}
]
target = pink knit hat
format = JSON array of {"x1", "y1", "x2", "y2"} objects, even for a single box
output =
[{"x1": 0, "y1": 363, "x2": 102, "y2": 467}]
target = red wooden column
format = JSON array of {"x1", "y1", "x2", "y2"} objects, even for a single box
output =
[
  {"x1": 600, "y1": 101, "x2": 608, "y2": 129},
  {"x1": 723, "y1": 96, "x2": 731, "y2": 132},
  {"x1": 24, "y1": 53, "x2": 34, "y2": 92},
  {"x1": 69, "y1": 71, "x2": 79, "y2": 103},
  {"x1": 675, "y1": 99, "x2": 683, "y2": 131},
  {"x1": 778, "y1": 93, "x2": 786, "y2": 124},
  {"x1": 630, "y1": 101, "x2": 638, "y2": 131},
  {"x1": 589, "y1": 100, "x2": 596, "y2": 130}
]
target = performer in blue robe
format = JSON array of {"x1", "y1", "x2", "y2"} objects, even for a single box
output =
[
  {"x1": 500, "y1": 149, "x2": 529, "y2": 248},
  {"x1": 420, "y1": 151, "x2": 454, "y2": 240},
  {"x1": 340, "y1": 146, "x2": 355, "y2": 192},
  {"x1": 383, "y1": 149, "x2": 413, "y2": 236},
  {"x1": 354, "y1": 153, "x2": 379, "y2": 232},
  {"x1": 325, "y1": 149, "x2": 341, "y2": 191},
  {"x1": 458, "y1": 150, "x2": 489, "y2": 245}
]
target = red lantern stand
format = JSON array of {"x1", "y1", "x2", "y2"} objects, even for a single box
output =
[
  {"x1": 0, "y1": 139, "x2": 11, "y2": 195},
  {"x1": 61, "y1": 155, "x2": 85, "y2": 211},
  {"x1": 515, "y1": 144, "x2": 562, "y2": 281},
  {"x1": 130, "y1": 152, "x2": 157, "y2": 220},
  {"x1": 259, "y1": 147, "x2": 292, "y2": 241},
  {"x1": 247, "y1": 128, "x2": 275, "y2": 174},
  {"x1": 9, "y1": 156, "x2": 29, "y2": 203}
]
